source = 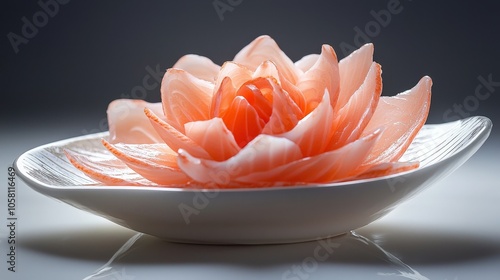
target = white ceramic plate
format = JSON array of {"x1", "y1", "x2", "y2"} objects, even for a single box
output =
[{"x1": 15, "y1": 116, "x2": 492, "y2": 244}]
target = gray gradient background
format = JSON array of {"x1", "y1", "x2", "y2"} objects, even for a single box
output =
[{"x1": 1, "y1": 0, "x2": 500, "y2": 130}]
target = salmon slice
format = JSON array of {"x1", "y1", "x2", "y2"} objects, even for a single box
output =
[
  {"x1": 65, "y1": 149, "x2": 156, "y2": 186},
  {"x1": 214, "y1": 77, "x2": 302, "y2": 141},
  {"x1": 262, "y1": 79, "x2": 303, "y2": 135},
  {"x1": 252, "y1": 60, "x2": 280, "y2": 81},
  {"x1": 281, "y1": 75, "x2": 307, "y2": 115},
  {"x1": 221, "y1": 96, "x2": 266, "y2": 148},
  {"x1": 233, "y1": 35, "x2": 301, "y2": 84},
  {"x1": 235, "y1": 78, "x2": 273, "y2": 122},
  {"x1": 361, "y1": 76, "x2": 432, "y2": 164},
  {"x1": 210, "y1": 76, "x2": 237, "y2": 118},
  {"x1": 161, "y1": 69, "x2": 214, "y2": 132},
  {"x1": 214, "y1": 62, "x2": 252, "y2": 96},
  {"x1": 294, "y1": 54, "x2": 320, "y2": 73},
  {"x1": 326, "y1": 62, "x2": 382, "y2": 151},
  {"x1": 251, "y1": 60, "x2": 306, "y2": 114},
  {"x1": 236, "y1": 130, "x2": 381, "y2": 184},
  {"x1": 177, "y1": 134, "x2": 303, "y2": 186},
  {"x1": 107, "y1": 99, "x2": 164, "y2": 144},
  {"x1": 336, "y1": 43, "x2": 374, "y2": 111},
  {"x1": 352, "y1": 161, "x2": 420, "y2": 180},
  {"x1": 280, "y1": 91, "x2": 334, "y2": 157},
  {"x1": 172, "y1": 54, "x2": 221, "y2": 82},
  {"x1": 102, "y1": 140, "x2": 190, "y2": 185},
  {"x1": 102, "y1": 140, "x2": 178, "y2": 167},
  {"x1": 184, "y1": 118, "x2": 240, "y2": 161},
  {"x1": 297, "y1": 44, "x2": 340, "y2": 114},
  {"x1": 144, "y1": 108, "x2": 211, "y2": 159}
]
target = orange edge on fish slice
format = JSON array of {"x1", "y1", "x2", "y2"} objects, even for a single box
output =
[
  {"x1": 64, "y1": 150, "x2": 148, "y2": 186},
  {"x1": 102, "y1": 140, "x2": 160, "y2": 168},
  {"x1": 101, "y1": 140, "x2": 192, "y2": 185},
  {"x1": 144, "y1": 107, "x2": 212, "y2": 159},
  {"x1": 352, "y1": 161, "x2": 420, "y2": 181}
]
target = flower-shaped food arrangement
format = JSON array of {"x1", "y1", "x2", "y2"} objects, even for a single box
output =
[{"x1": 66, "y1": 35, "x2": 432, "y2": 188}]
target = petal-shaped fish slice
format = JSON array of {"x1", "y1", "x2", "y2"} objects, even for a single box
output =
[
  {"x1": 214, "y1": 62, "x2": 252, "y2": 96},
  {"x1": 252, "y1": 60, "x2": 306, "y2": 115},
  {"x1": 210, "y1": 76, "x2": 237, "y2": 118},
  {"x1": 161, "y1": 69, "x2": 214, "y2": 132},
  {"x1": 280, "y1": 73, "x2": 307, "y2": 114},
  {"x1": 295, "y1": 54, "x2": 320, "y2": 73},
  {"x1": 352, "y1": 161, "x2": 419, "y2": 181},
  {"x1": 222, "y1": 96, "x2": 266, "y2": 148},
  {"x1": 65, "y1": 149, "x2": 155, "y2": 186},
  {"x1": 280, "y1": 91, "x2": 334, "y2": 157},
  {"x1": 177, "y1": 134, "x2": 303, "y2": 185},
  {"x1": 252, "y1": 60, "x2": 280, "y2": 81},
  {"x1": 297, "y1": 44, "x2": 340, "y2": 114},
  {"x1": 361, "y1": 76, "x2": 432, "y2": 164},
  {"x1": 144, "y1": 107, "x2": 211, "y2": 159},
  {"x1": 234, "y1": 35, "x2": 301, "y2": 84},
  {"x1": 172, "y1": 54, "x2": 221, "y2": 82},
  {"x1": 336, "y1": 43, "x2": 374, "y2": 112},
  {"x1": 184, "y1": 118, "x2": 240, "y2": 161},
  {"x1": 107, "y1": 99, "x2": 164, "y2": 144},
  {"x1": 252, "y1": 60, "x2": 306, "y2": 114},
  {"x1": 262, "y1": 79, "x2": 303, "y2": 135},
  {"x1": 326, "y1": 62, "x2": 382, "y2": 151},
  {"x1": 236, "y1": 78, "x2": 273, "y2": 122},
  {"x1": 102, "y1": 140, "x2": 190, "y2": 185},
  {"x1": 236, "y1": 130, "x2": 381, "y2": 184}
]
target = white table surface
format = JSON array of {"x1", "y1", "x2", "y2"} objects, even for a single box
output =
[{"x1": 1, "y1": 119, "x2": 499, "y2": 280}]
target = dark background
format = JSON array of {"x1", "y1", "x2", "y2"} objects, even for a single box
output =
[{"x1": 1, "y1": 0, "x2": 499, "y2": 138}]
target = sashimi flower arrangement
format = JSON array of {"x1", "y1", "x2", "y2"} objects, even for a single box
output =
[{"x1": 66, "y1": 35, "x2": 432, "y2": 188}]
